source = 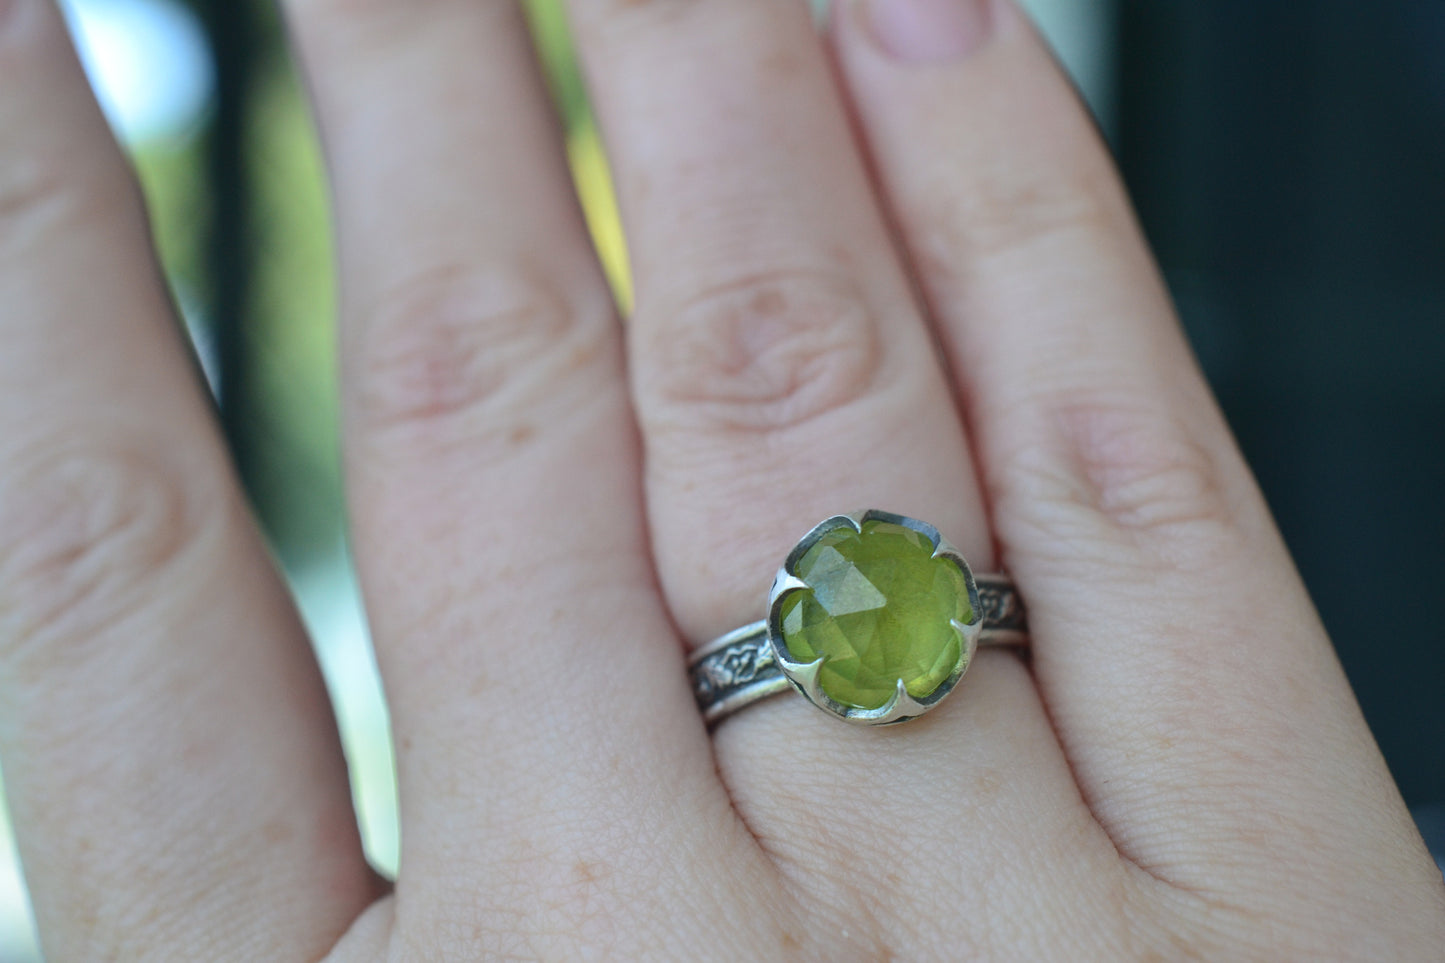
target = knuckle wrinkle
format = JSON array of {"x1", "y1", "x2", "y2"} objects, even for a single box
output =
[
  {"x1": 641, "y1": 268, "x2": 881, "y2": 434},
  {"x1": 0, "y1": 446, "x2": 221, "y2": 655},
  {"x1": 919, "y1": 163, "x2": 1121, "y2": 270},
  {"x1": 355, "y1": 265, "x2": 603, "y2": 442},
  {"x1": 1052, "y1": 399, "x2": 1242, "y2": 559}
]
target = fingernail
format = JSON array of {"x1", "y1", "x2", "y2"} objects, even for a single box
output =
[{"x1": 860, "y1": 0, "x2": 993, "y2": 63}]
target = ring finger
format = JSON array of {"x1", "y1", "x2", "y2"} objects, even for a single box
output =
[{"x1": 565, "y1": 0, "x2": 1114, "y2": 952}]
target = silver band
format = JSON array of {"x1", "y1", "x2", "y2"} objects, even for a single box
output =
[{"x1": 690, "y1": 574, "x2": 1028, "y2": 726}]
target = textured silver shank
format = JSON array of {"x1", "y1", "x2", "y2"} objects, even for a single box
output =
[
  {"x1": 690, "y1": 574, "x2": 1028, "y2": 726},
  {"x1": 688, "y1": 622, "x2": 791, "y2": 725}
]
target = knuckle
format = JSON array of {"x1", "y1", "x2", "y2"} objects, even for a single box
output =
[
  {"x1": 0, "y1": 9, "x2": 133, "y2": 250},
  {"x1": 0, "y1": 155, "x2": 66, "y2": 232},
  {"x1": 288, "y1": 0, "x2": 533, "y2": 68},
  {"x1": 914, "y1": 163, "x2": 1123, "y2": 282},
  {"x1": 0, "y1": 0, "x2": 20, "y2": 47},
  {"x1": 578, "y1": 0, "x2": 700, "y2": 33},
  {"x1": 0, "y1": 0, "x2": 49, "y2": 55},
  {"x1": 354, "y1": 264, "x2": 610, "y2": 447},
  {"x1": 290, "y1": 0, "x2": 476, "y2": 45},
  {"x1": 994, "y1": 396, "x2": 1245, "y2": 572},
  {"x1": 0, "y1": 154, "x2": 127, "y2": 259},
  {"x1": 0, "y1": 444, "x2": 222, "y2": 659},
  {"x1": 638, "y1": 268, "x2": 882, "y2": 435}
]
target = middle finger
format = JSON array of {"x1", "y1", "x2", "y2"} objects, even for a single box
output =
[{"x1": 281, "y1": 1, "x2": 753, "y2": 951}]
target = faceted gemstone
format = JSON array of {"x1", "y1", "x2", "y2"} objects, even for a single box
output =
[{"x1": 779, "y1": 520, "x2": 971, "y2": 711}]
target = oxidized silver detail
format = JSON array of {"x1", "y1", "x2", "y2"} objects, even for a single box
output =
[{"x1": 688, "y1": 622, "x2": 790, "y2": 725}]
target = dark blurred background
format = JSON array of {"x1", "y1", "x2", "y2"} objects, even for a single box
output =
[
  {"x1": 1116, "y1": 1, "x2": 1445, "y2": 821},
  {"x1": 0, "y1": 0, "x2": 1440, "y2": 957}
]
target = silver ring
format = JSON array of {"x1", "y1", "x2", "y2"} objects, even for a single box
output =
[{"x1": 689, "y1": 510, "x2": 1029, "y2": 727}]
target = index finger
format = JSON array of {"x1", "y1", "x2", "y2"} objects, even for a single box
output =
[{"x1": 0, "y1": 4, "x2": 375, "y2": 957}]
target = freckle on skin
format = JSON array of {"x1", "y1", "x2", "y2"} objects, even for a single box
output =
[
  {"x1": 974, "y1": 768, "x2": 1003, "y2": 798},
  {"x1": 781, "y1": 930, "x2": 801, "y2": 951},
  {"x1": 567, "y1": 340, "x2": 602, "y2": 372},
  {"x1": 749, "y1": 288, "x2": 787, "y2": 316},
  {"x1": 507, "y1": 423, "x2": 535, "y2": 446},
  {"x1": 261, "y1": 820, "x2": 293, "y2": 845},
  {"x1": 182, "y1": 739, "x2": 218, "y2": 767},
  {"x1": 825, "y1": 243, "x2": 856, "y2": 269},
  {"x1": 761, "y1": 48, "x2": 802, "y2": 79}
]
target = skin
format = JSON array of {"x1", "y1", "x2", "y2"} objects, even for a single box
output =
[{"x1": 0, "y1": 0, "x2": 1441, "y2": 959}]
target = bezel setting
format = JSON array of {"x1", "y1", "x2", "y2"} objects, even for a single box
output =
[{"x1": 766, "y1": 509, "x2": 983, "y2": 726}]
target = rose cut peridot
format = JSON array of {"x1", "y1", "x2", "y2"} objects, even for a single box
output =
[{"x1": 778, "y1": 520, "x2": 971, "y2": 711}]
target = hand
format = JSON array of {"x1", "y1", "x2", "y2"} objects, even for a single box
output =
[{"x1": 2, "y1": 0, "x2": 1441, "y2": 959}]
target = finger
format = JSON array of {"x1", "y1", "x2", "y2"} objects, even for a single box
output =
[
  {"x1": 281, "y1": 0, "x2": 767, "y2": 949},
  {"x1": 566, "y1": 0, "x2": 993, "y2": 651},
  {"x1": 563, "y1": 0, "x2": 1124, "y2": 946},
  {"x1": 0, "y1": 4, "x2": 375, "y2": 958},
  {"x1": 832, "y1": 0, "x2": 1441, "y2": 903}
]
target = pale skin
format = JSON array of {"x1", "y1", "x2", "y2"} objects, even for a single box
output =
[{"x1": 0, "y1": 0, "x2": 1441, "y2": 958}]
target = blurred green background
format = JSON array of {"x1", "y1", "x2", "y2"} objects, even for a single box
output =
[{"x1": 3, "y1": 0, "x2": 1442, "y2": 959}]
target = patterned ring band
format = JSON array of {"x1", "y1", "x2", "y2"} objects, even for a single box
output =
[{"x1": 688, "y1": 511, "x2": 1029, "y2": 727}]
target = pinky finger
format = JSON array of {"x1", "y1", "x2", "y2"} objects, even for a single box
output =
[{"x1": 831, "y1": 0, "x2": 1445, "y2": 931}]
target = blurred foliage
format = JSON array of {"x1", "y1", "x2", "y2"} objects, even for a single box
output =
[
  {"x1": 245, "y1": 47, "x2": 343, "y2": 569},
  {"x1": 134, "y1": 140, "x2": 210, "y2": 309},
  {"x1": 526, "y1": 0, "x2": 592, "y2": 128}
]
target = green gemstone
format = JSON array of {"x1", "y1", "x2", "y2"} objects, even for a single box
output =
[{"x1": 779, "y1": 519, "x2": 971, "y2": 711}]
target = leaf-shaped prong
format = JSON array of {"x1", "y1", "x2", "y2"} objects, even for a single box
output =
[
  {"x1": 952, "y1": 618, "x2": 982, "y2": 661},
  {"x1": 771, "y1": 571, "x2": 808, "y2": 599},
  {"x1": 933, "y1": 542, "x2": 978, "y2": 593},
  {"x1": 871, "y1": 679, "x2": 930, "y2": 725},
  {"x1": 781, "y1": 654, "x2": 826, "y2": 701}
]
